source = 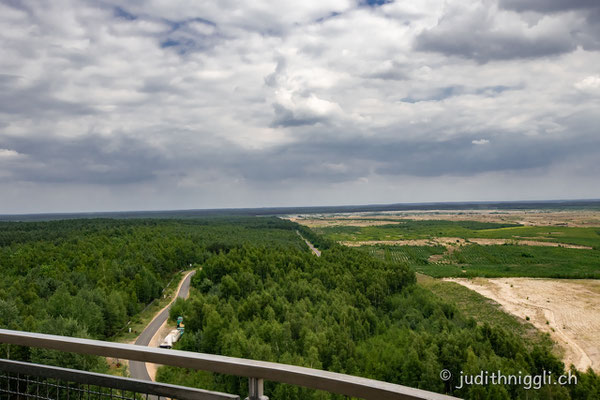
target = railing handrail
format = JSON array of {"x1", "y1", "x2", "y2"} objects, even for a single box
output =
[
  {"x1": 0, "y1": 359, "x2": 239, "y2": 400},
  {"x1": 0, "y1": 329, "x2": 459, "y2": 400}
]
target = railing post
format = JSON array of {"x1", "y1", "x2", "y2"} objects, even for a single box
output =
[{"x1": 245, "y1": 377, "x2": 268, "y2": 400}]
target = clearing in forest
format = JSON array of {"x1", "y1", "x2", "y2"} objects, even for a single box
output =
[{"x1": 447, "y1": 277, "x2": 600, "y2": 373}]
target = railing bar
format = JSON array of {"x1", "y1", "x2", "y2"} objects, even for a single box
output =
[
  {"x1": 0, "y1": 329, "x2": 456, "y2": 400},
  {"x1": 0, "y1": 360, "x2": 238, "y2": 400}
]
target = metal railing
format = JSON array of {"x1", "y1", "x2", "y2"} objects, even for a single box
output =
[
  {"x1": 0, "y1": 329, "x2": 459, "y2": 400},
  {"x1": 0, "y1": 359, "x2": 238, "y2": 400}
]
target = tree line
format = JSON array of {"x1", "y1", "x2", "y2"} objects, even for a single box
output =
[{"x1": 161, "y1": 240, "x2": 600, "y2": 399}]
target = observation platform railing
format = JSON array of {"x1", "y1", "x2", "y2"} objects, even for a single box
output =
[{"x1": 0, "y1": 329, "x2": 458, "y2": 400}]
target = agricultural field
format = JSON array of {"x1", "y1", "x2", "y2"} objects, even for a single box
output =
[
  {"x1": 294, "y1": 209, "x2": 600, "y2": 377},
  {"x1": 310, "y1": 214, "x2": 600, "y2": 279},
  {"x1": 313, "y1": 220, "x2": 522, "y2": 242},
  {"x1": 312, "y1": 220, "x2": 600, "y2": 248},
  {"x1": 414, "y1": 244, "x2": 600, "y2": 278},
  {"x1": 362, "y1": 245, "x2": 447, "y2": 265}
]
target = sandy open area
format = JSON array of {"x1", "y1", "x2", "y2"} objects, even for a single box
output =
[
  {"x1": 288, "y1": 218, "x2": 406, "y2": 227},
  {"x1": 446, "y1": 277, "x2": 600, "y2": 372},
  {"x1": 288, "y1": 209, "x2": 600, "y2": 228},
  {"x1": 340, "y1": 237, "x2": 591, "y2": 250}
]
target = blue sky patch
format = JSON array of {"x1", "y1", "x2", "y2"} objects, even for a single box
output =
[
  {"x1": 363, "y1": 0, "x2": 393, "y2": 6},
  {"x1": 114, "y1": 7, "x2": 137, "y2": 21}
]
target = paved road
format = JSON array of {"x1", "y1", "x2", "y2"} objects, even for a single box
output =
[
  {"x1": 129, "y1": 270, "x2": 196, "y2": 381},
  {"x1": 296, "y1": 231, "x2": 321, "y2": 256}
]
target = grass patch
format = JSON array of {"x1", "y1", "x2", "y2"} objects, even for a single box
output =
[
  {"x1": 474, "y1": 226, "x2": 600, "y2": 248},
  {"x1": 317, "y1": 220, "x2": 600, "y2": 248},
  {"x1": 111, "y1": 270, "x2": 186, "y2": 343},
  {"x1": 415, "y1": 245, "x2": 600, "y2": 278},
  {"x1": 316, "y1": 220, "x2": 521, "y2": 242},
  {"x1": 417, "y1": 274, "x2": 556, "y2": 351}
]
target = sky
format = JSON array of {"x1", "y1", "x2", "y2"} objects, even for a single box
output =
[{"x1": 1, "y1": 0, "x2": 599, "y2": 213}]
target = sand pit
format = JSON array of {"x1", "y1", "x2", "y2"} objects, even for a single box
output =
[
  {"x1": 287, "y1": 218, "x2": 406, "y2": 227},
  {"x1": 446, "y1": 277, "x2": 600, "y2": 372},
  {"x1": 288, "y1": 210, "x2": 600, "y2": 227}
]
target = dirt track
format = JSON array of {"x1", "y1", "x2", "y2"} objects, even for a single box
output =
[{"x1": 446, "y1": 277, "x2": 600, "y2": 372}]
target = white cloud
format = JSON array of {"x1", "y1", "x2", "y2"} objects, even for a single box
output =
[
  {"x1": 0, "y1": 0, "x2": 598, "y2": 213},
  {"x1": 0, "y1": 149, "x2": 22, "y2": 159},
  {"x1": 575, "y1": 75, "x2": 600, "y2": 93}
]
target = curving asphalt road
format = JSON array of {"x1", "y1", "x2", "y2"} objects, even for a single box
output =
[{"x1": 129, "y1": 270, "x2": 196, "y2": 381}]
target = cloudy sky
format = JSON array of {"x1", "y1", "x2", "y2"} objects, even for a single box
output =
[{"x1": 1, "y1": 0, "x2": 599, "y2": 213}]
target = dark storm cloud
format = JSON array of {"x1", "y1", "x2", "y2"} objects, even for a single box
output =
[
  {"x1": 296, "y1": 135, "x2": 583, "y2": 178},
  {"x1": 1, "y1": 134, "x2": 165, "y2": 184},
  {"x1": 415, "y1": 24, "x2": 575, "y2": 63},
  {"x1": 415, "y1": 0, "x2": 600, "y2": 62},
  {"x1": 573, "y1": 8, "x2": 600, "y2": 51},
  {"x1": 271, "y1": 103, "x2": 329, "y2": 127},
  {"x1": 207, "y1": 124, "x2": 600, "y2": 184},
  {"x1": 499, "y1": 0, "x2": 600, "y2": 13},
  {"x1": 0, "y1": 76, "x2": 95, "y2": 117},
  {"x1": 498, "y1": 0, "x2": 600, "y2": 51}
]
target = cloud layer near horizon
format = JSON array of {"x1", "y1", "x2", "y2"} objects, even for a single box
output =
[{"x1": 1, "y1": 0, "x2": 599, "y2": 213}]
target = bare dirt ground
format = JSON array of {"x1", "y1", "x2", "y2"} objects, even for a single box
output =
[
  {"x1": 288, "y1": 209, "x2": 600, "y2": 228},
  {"x1": 446, "y1": 277, "x2": 600, "y2": 372},
  {"x1": 288, "y1": 218, "x2": 406, "y2": 227},
  {"x1": 340, "y1": 239, "x2": 436, "y2": 247},
  {"x1": 467, "y1": 238, "x2": 592, "y2": 249},
  {"x1": 340, "y1": 237, "x2": 591, "y2": 249},
  {"x1": 342, "y1": 237, "x2": 469, "y2": 247}
]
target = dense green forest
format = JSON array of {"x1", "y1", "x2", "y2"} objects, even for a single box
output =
[
  {"x1": 1, "y1": 217, "x2": 599, "y2": 399},
  {"x1": 0, "y1": 217, "x2": 302, "y2": 371},
  {"x1": 159, "y1": 235, "x2": 600, "y2": 399}
]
